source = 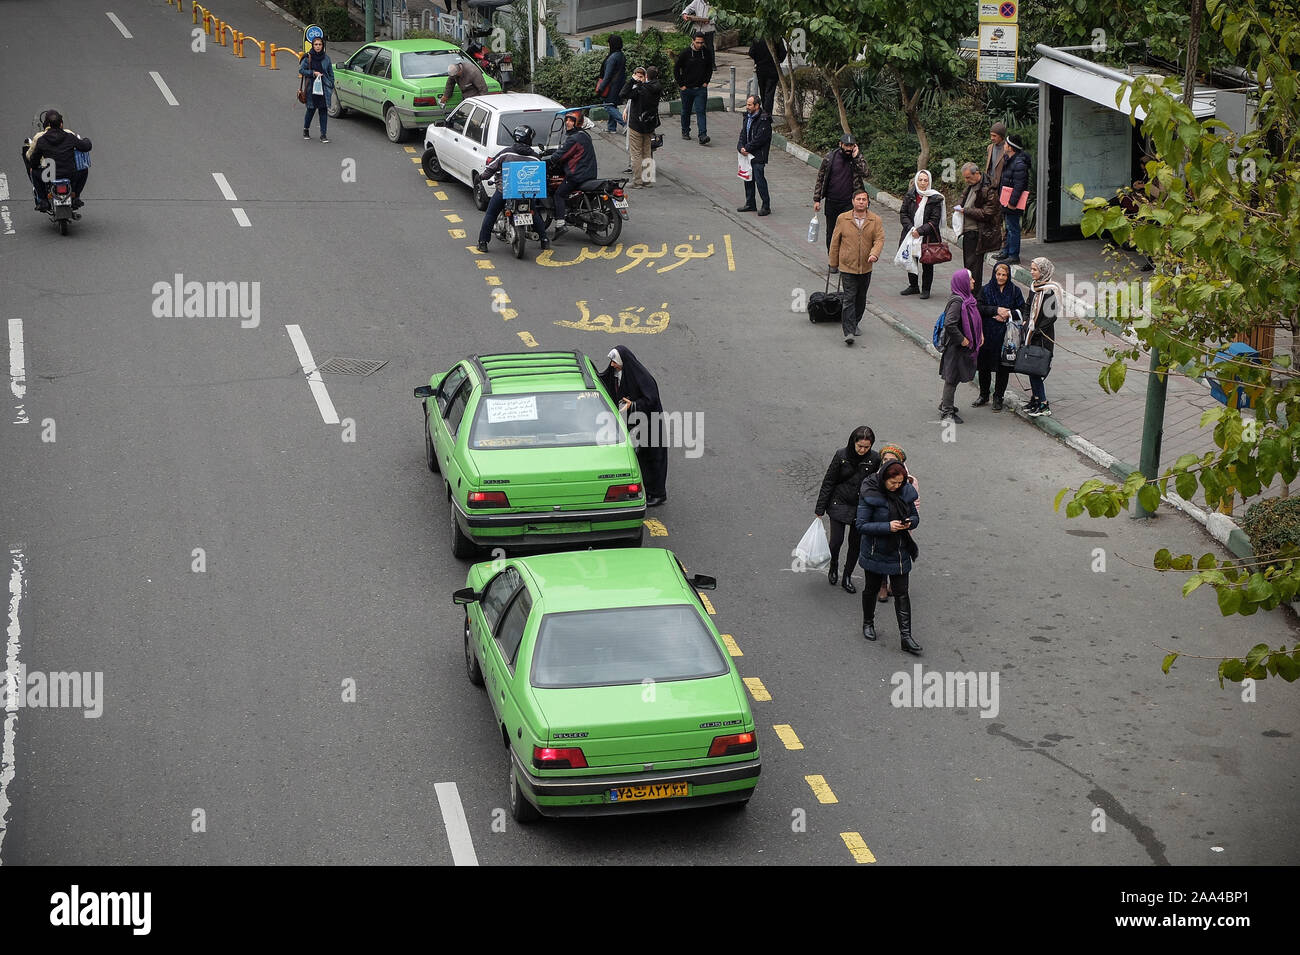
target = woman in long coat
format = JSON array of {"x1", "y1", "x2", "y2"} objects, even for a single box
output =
[
  {"x1": 599, "y1": 347, "x2": 668, "y2": 506},
  {"x1": 856, "y1": 460, "x2": 922, "y2": 654},
  {"x1": 937, "y1": 268, "x2": 983, "y2": 423},
  {"x1": 815, "y1": 426, "x2": 881, "y2": 594},
  {"x1": 897, "y1": 169, "x2": 945, "y2": 298},
  {"x1": 974, "y1": 261, "x2": 1027, "y2": 412}
]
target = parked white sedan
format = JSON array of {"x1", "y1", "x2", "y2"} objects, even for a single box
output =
[{"x1": 422, "y1": 93, "x2": 566, "y2": 210}]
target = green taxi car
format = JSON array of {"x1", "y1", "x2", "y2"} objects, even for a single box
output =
[
  {"x1": 453, "y1": 547, "x2": 761, "y2": 821},
  {"x1": 328, "y1": 39, "x2": 503, "y2": 142},
  {"x1": 415, "y1": 351, "x2": 646, "y2": 558}
]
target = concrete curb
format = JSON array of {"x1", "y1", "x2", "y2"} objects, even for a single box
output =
[{"x1": 259, "y1": 0, "x2": 305, "y2": 29}]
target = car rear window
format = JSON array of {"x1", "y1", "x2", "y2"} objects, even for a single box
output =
[
  {"x1": 401, "y1": 50, "x2": 466, "y2": 79},
  {"x1": 530, "y1": 605, "x2": 728, "y2": 688},
  {"x1": 495, "y1": 111, "x2": 555, "y2": 147},
  {"x1": 468, "y1": 391, "x2": 620, "y2": 449}
]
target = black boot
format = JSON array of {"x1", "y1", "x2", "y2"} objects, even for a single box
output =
[
  {"x1": 827, "y1": 563, "x2": 838, "y2": 586},
  {"x1": 897, "y1": 594, "x2": 921, "y2": 654},
  {"x1": 840, "y1": 564, "x2": 856, "y2": 594},
  {"x1": 861, "y1": 590, "x2": 877, "y2": 641}
]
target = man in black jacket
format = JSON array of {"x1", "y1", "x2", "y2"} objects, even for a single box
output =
[
  {"x1": 620, "y1": 66, "x2": 661, "y2": 188},
  {"x1": 736, "y1": 95, "x2": 772, "y2": 215},
  {"x1": 747, "y1": 35, "x2": 786, "y2": 117},
  {"x1": 546, "y1": 111, "x2": 597, "y2": 237},
  {"x1": 994, "y1": 136, "x2": 1031, "y2": 264},
  {"x1": 476, "y1": 125, "x2": 545, "y2": 253},
  {"x1": 813, "y1": 135, "x2": 870, "y2": 251},
  {"x1": 25, "y1": 110, "x2": 91, "y2": 211},
  {"x1": 674, "y1": 33, "x2": 714, "y2": 145}
]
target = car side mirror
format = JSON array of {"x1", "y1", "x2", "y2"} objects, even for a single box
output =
[
  {"x1": 434, "y1": 120, "x2": 447, "y2": 128},
  {"x1": 414, "y1": 384, "x2": 436, "y2": 399},
  {"x1": 452, "y1": 587, "x2": 480, "y2": 605},
  {"x1": 690, "y1": 574, "x2": 717, "y2": 591}
]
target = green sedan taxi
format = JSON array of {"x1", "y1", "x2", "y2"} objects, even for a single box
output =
[
  {"x1": 415, "y1": 351, "x2": 646, "y2": 558},
  {"x1": 328, "y1": 39, "x2": 503, "y2": 142},
  {"x1": 453, "y1": 548, "x2": 761, "y2": 821}
]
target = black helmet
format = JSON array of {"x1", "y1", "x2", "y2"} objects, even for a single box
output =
[{"x1": 511, "y1": 125, "x2": 534, "y2": 147}]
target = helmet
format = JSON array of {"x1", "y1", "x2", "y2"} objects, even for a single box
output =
[{"x1": 511, "y1": 125, "x2": 534, "y2": 147}]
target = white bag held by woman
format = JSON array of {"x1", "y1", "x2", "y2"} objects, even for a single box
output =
[
  {"x1": 893, "y1": 235, "x2": 921, "y2": 275},
  {"x1": 793, "y1": 519, "x2": 832, "y2": 567}
]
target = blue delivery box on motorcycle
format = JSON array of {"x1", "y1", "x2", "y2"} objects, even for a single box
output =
[{"x1": 502, "y1": 160, "x2": 546, "y2": 199}]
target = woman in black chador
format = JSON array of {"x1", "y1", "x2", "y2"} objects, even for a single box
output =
[{"x1": 599, "y1": 347, "x2": 668, "y2": 506}]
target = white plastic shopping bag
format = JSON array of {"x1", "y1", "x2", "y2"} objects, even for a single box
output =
[
  {"x1": 737, "y1": 152, "x2": 752, "y2": 181},
  {"x1": 951, "y1": 208, "x2": 964, "y2": 234},
  {"x1": 312, "y1": 76, "x2": 324, "y2": 96},
  {"x1": 793, "y1": 519, "x2": 831, "y2": 568},
  {"x1": 893, "y1": 235, "x2": 921, "y2": 275}
]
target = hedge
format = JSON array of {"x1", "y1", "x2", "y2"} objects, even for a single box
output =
[{"x1": 1242, "y1": 496, "x2": 1300, "y2": 566}]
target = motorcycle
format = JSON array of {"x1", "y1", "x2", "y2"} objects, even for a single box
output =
[
  {"x1": 466, "y1": 42, "x2": 514, "y2": 89},
  {"x1": 536, "y1": 173, "x2": 629, "y2": 246},
  {"x1": 492, "y1": 197, "x2": 542, "y2": 259}
]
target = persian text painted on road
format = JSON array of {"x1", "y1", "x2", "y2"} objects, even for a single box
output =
[
  {"x1": 556, "y1": 301, "x2": 670, "y2": 335},
  {"x1": 536, "y1": 236, "x2": 735, "y2": 274}
]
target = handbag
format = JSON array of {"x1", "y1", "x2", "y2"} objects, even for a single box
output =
[
  {"x1": 920, "y1": 240, "x2": 952, "y2": 264},
  {"x1": 1013, "y1": 344, "x2": 1052, "y2": 377},
  {"x1": 297, "y1": 73, "x2": 307, "y2": 104}
]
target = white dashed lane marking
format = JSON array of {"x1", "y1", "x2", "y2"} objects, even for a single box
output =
[{"x1": 149, "y1": 71, "x2": 179, "y2": 106}]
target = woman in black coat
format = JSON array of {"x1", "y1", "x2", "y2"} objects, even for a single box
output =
[
  {"x1": 815, "y1": 426, "x2": 881, "y2": 593},
  {"x1": 974, "y1": 261, "x2": 1027, "y2": 412},
  {"x1": 1023, "y1": 256, "x2": 1061, "y2": 417},
  {"x1": 897, "y1": 169, "x2": 945, "y2": 299},
  {"x1": 599, "y1": 346, "x2": 668, "y2": 505}
]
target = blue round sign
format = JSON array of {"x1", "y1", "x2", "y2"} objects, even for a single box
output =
[{"x1": 305, "y1": 24, "x2": 324, "y2": 43}]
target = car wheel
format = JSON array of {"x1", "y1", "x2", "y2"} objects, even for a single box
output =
[
  {"x1": 464, "y1": 613, "x2": 484, "y2": 687},
  {"x1": 450, "y1": 496, "x2": 476, "y2": 559},
  {"x1": 508, "y1": 750, "x2": 540, "y2": 824},
  {"x1": 327, "y1": 92, "x2": 349, "y2": 118},
  {"x1": 384, "y1": 105, "x2": 407, "y2": 143},
  {"x1": 421, "y1": 146, "x2": 443, "y2": 180},
  {"x1": 423, "y1": 408, "x2": 440, "y2": 473},
  {"x1": 586, "y1": 199, "x2": 622, "y2": 246},
  {"x1": 472, "y1": 174, "x2": 490, "y2": 212}
]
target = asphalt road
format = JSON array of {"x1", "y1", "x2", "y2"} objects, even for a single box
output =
[{"x1": 0, "y1": 0, "x2": 1296, "y2": 868}]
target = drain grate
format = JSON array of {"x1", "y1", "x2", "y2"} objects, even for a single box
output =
[{"x1": 313, "y1": 357, "x2": 388, "y2": 377}]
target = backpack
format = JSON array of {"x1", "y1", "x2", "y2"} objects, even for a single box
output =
[{"x1": 931, "y1": 309, "x2": 946, "y2": 349}]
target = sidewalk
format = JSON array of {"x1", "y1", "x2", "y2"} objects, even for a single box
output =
[{"x1": 622, "y1": 102, "x2": 1281, "y2": 554}]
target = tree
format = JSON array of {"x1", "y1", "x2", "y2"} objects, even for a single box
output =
[{"x1": 1054, "y1": 0, "x2": 1300, "y2": 686}]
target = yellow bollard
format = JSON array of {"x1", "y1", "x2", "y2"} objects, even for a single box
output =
[
  {"x1": 269, "y1": 44, "x2": 301, "y2": 70},
  {"x1": 216, "y1": 19, "x2": 227, "y2": 45},
  {"x1": 243, "y1": 35, "x2": 266, "y2": 67},
  {"x1": 234, "y1": 31, "x2": 244, "y2": 56},
  {"x1": 192, "y1": 2, "x2": 199, "y2": 25}
]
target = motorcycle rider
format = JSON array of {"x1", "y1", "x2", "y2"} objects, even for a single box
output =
[
  {"x1": 24, "y1": 109, "x2": 91, "y2": 212},
  {"x1": 546, "y1": 110, "x2": 596, "y2": 239},
  {"x1": 476, "y1": 125, "x2": 548, "y2": 253}
]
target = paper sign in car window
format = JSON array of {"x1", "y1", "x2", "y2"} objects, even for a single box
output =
[{"x1": 485, "y1": 396, "x2": 539, "y2": 423}]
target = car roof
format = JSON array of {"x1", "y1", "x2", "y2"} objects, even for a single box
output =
[
  {"x1": 464, "y1": 351, "x2": 600, "y2": 395},
  {"x1": 472, "y1": 93, "x2": 566, "y2": 114},
  {"x1": 515, "y1": 549, "x2": 697, "y2": 614},
  {"x1": 362, "y1": 39, "x2": 463, "y2": 52}
]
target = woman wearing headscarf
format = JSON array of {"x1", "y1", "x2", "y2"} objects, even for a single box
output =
[
  {"x1": 938, "y1": 268, "x2": 983, "y2": 423},
  {"x1": 872, "y1": 445, "x2": 917, "y2": 604},
  {"x1": 815, "y1": 426, "x2": 881, "y2": 594},
  {"x1": 597, "y1": 35, "x2": 627, "y2": 133},
  {"x1": 897, "y1": 169, "x2": 945, "y2": 299},
  {"x1": 1024, "y1": 256, "x2": 1062, "y2": 417},
  {"x1": 974, "y1": 261, "x2": 1027, "y2": 412},
  {"x1": 298, "y1": 37, "x2": 335, "y2": 143},
  {"x1": 856, "y1": 459, "x2": 922, "y2": 654},
  {"x1": 599, "y1": 347, "x2": 668, "y2": 505}
]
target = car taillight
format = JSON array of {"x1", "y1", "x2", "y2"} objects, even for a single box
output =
[
  {"x1": 533, "y1": 746, "x2": 587, "y2": 769},
  {"x1": 467, "y1": 491, "x2": 510, "y2": 507},
  {"x1": 708, "y1": 732, "x2": 756, "y2": 757},
  {"x1": 413, "y1": 96, "x2": 437, "y2": 107},
  {"x1": 604, "y1": 483, "x2": 642, "y2": 502}
]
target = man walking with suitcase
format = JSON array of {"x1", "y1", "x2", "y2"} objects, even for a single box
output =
[{"x1": 829, "y1": 189, "x2": 884, "y2": 346}]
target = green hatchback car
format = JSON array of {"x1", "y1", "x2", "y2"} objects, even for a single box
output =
[
  {"x1": 415, "y1": 351, "x2": 646, "y2": 558},
  {"x1": 328, "y1": 39, "x2": 503, "y2": 142},
  {"x1": 454, "y1": 548, "x2": 761, "y2": 821}
]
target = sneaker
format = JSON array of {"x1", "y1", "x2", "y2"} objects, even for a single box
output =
[
  {"x1": 844, "y1": 335, "x2": 855, "y2": 345},
  {"x1": 303, "y1": 129, "x2": 310, "y2": 139},
  {"x1": 1033, "y1": 401, "x2": 1052, "y2": 417},
  {"x1": 698, "y1": 135, "x2": 710, "y2": 146},
  {"x1": 1024, "y1": 398, "x2": 1041, "y2": 415},
  {"x1": 552, "y1": 222, "x2": 569, "y2": 238},
  {"x1": 320, "y1": 135, "x2": 330, "y2": 143}
]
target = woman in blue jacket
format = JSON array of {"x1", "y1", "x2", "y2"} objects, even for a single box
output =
[
  {"x1": 597, "y1": 36, "x2": 626, "y2": 133},
  {"x1": 299, "y1": 37, "x2": 335, "y2": 142},
  {"x1": 856, "y1": 459, "x2": 922, "y2": 654}
]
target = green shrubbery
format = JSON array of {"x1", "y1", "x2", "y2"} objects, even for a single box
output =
[
  {"x1": 533, "y1": 33, "x2": 679, "y2": 110},
  {"x1": 281, "y1": 1, "x2": 359, "y2": 41},
  {"x1": 1242, "y1": 497, "x2": 1300, "y2": 567}
]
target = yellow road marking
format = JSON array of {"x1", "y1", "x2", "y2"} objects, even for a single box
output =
[
  {"x1": 404, "y1": 146, "x2": 417, "y2": 153},
  {"x1": 840, "y1": 832, "x2": 877, "y2": 863},
  {"x1": 723, "y1": 233, "x2": 735, "y2": 271},
  {"x1": 435, "y1": 191, "x2": 449, "y2": 200},
  {"x1": 449, "y1": 229, "x2": 466, "y2": 239},
  {"x1": 476, "y1": 259, "x2": 493, "y2": 269},
  {"x1": 517, "y1": 331, "x2": 539, "y2": 347},
  {"x1": 499, "y1": 308, "x2": 518, "y2": 321},
  {"x1": 743, "y1": 677, "x2": 770, "y2": 702},
  {"x1": 805, "y1": 775, "x2": 838, "y2": 804},
  {"x1": 698, "y1": 592, "x2": 716, "y2": 615},
  {"x1": 485, "y1": 276, "x2": 502, "y2": 286},
  {"x1": 720, "y1": 633, "x2": 742, "y2": 657},
  {"x1": 494, "y1": 292, "x2": 512, "y2": 305},
  {"x1": 411, "y1": 156, "x2": 422, "y2": 164},
  {"x1": 426, "y1": 180, "x2": 439, "y2": 187},
  {"x1": 444, "y1": 213, "x2": 462, "y2": 223},
  {"x1": 772, "y1": 724, "x2": 803, "y2": 749},
  {"x1": 643, "y1": 518, "x2": 667, "y2": 537}
]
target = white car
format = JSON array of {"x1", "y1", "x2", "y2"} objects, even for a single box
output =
[{"x1": 421, "y1": 93, "x2": 566, "y2": 211}]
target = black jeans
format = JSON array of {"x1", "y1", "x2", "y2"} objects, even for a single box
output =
[
  {"x1": 906, "y1": 262, "x2": 935, "y2": 294},
  {"x1": 827, "y1": 518, "x2": 861, "y2": 577},
  {"x1": 962, "y1": 232, "x2": 985, "y2": 293},
  {"x1": 978, "y1": 367, "x2": 1009, "y2": 399},
  {"x1": 840, "y1": 271, "x2": 871, "y2": 334},
  {"x1": 744, "y1": 160, "x2": 769, "y2": 209},
  {"x1": 823, "y1": 197, "x2": 851, "y2": 251},
  {"x1": 758, "y1": 73, "x2": 778, "y2": 116}
]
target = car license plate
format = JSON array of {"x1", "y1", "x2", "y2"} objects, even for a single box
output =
[
  {"x1": 514, "y1": 213, "x2": 533, "y2": 225},
  {"x1": 613, "y1": 199, "x2": 628, "y2": 209},
  {"x1": 525, "y1": 522, "x2": 587, "y2": 534},
  {"x1": 610, "y1": 782, "x2": 688, "y2": 802}
]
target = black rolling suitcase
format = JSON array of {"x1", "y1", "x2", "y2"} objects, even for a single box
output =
[{"x1": 808, "y1": 270, "x2": 854, "y2": 324}]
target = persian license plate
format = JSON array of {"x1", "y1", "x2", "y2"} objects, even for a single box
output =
[
  {"x1": 610, "y1": 782, "x2": 689, "y2": 802},
  {"x1": 613, "y1": 199, "x2": 628, "y2": 209},
  {"x1": 525, "y1": 522, "x2": 587, "y2": 534},
  {"x1": 513, "y1": 213, "x2": 533, "y2": 225}
]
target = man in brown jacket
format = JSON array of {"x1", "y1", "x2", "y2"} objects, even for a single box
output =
[
  {"x1": 954, "y1": 162, "x2": 1001, "y2": 291},
  {"x1": 828, "y1": 189, "x2": 885, "y2": 345}
]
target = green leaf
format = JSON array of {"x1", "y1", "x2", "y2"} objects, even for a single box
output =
[
  {"x1": 1197, "y1": 553, "x2": 1219, "y2": 569},
  {"x1": 1275, "y1": 653, "x2": 1300, "y2": 682},
  {"x1": 1066, "y1": 182, "x2": 1085, "y2": 201},
  {"x1": 1245, "y1": 573, "x2": 1273, "y2": 603},
  {"x1": 1107, "y1": 360, "x2": 1127, "y2": 393},
  {"x1": 1065, "y1": 499, "x2": 1084, "y2": 519},
  {"x1": 1175, "y1": 453, "x2": 1201, "y2": 469},
  {"x1": 1175, "y1": 472, "x2": 1198, "y2": 499},
  {"x1": 1122, "y1": 471, "x2": 1147, "y2": 495},
  {"x1": 1217, "y1": 587, "x2": 1244, "y2": 615},
  {"x1": 1244, "y1": 643, "x2": 1271, "y2": 670},
  {"x1": 1137, "y1": 484, "x2": 1161, "y2": 513},
  {"x1": 1054, "y1": 487, "x2": 1070, "y2": 512},
  {"x1": 1220, "y1": 658, "x2": 1248, "y2": 683},
  {"x1": 1162, "y1": 652, "x2": 1180, "y2": 674},
  {"x1": 1154, "y1": 548, "x2": 1173, "y2": 570},
  {"x1": 1170, "y1": 554, "x2": 1194, "y2": 571},
  {"x1": 1182, "y1": 577, "x2": 1205, "y2": 597}
]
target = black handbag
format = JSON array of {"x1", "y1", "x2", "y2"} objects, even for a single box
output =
[{"x1": 1013, "y1": 343, "x2": 1052, "y2": 377}]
